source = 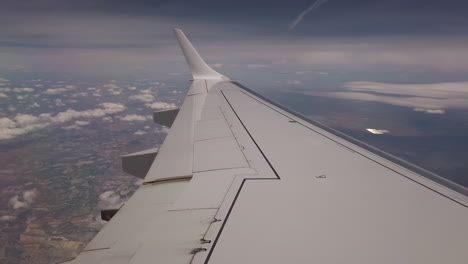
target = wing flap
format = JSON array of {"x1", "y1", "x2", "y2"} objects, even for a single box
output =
[{"x1": 193, "y1": 137, "x2": 249, "y2": 172}]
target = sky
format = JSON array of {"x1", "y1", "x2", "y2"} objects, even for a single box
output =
[{"x1": 1, "y1": 0, "x2": 468, "y2": 77}]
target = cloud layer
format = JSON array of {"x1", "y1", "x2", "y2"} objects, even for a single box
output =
[
  {"x1": 301, "y1": 81, "x2": 468, "y2": 113},
  {"x1": 43, "y1": 85, "x2": 76, "y2": 95},
  {"x1": 0, "y1": 103, "x2": 125, "y2": 140}
]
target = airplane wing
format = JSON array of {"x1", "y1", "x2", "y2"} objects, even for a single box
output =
[{"x1": 67, "y1": 29, "x2": 468, "y2": 264}]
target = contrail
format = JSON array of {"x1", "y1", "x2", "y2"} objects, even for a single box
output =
[{"x1": 289, "y1": 0, "x2": 330, "y2": 31}]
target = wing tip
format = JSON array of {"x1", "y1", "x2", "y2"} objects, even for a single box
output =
[{"x1": 173, "y1": 28, "x2": 228, "y2": 80}]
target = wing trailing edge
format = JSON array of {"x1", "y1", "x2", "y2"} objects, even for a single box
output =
[{"x1": 174, "y1": 28, "x2": 228, "y2": 80}]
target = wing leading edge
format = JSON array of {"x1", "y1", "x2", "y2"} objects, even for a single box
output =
[{"x1": 67, "y1": 29, "x2": 468, "y2": 264}]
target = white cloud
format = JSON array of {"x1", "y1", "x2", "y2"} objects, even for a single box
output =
[
  {"x1": 287, "y1": 80, "x2": 303, "y2": 85},
  {"x1": 303, "y1": 81, "x2": 468, "y2": 112},
  {"x1": 307, "y1": 91, "x2": 468, "y2": 111},
  {"x1": 30, "y1": 102, "x2": 40, "y2": 108},
  {"x1": 145, "y1": 102, "x2": 177, "y2": 110},
  {"x1": 63, "y1": 120, "x2": 90, "y2": 130},
  {"x1": 130, "y1": 94, "x2": 153, "y2": 102},
  {"x1": 44, "y1": 85, "x2": 76, "y2": 95},
  {"x1": 295, "y1": 71, "x2": 309, "y2": 75},
  {"x1": 8, "y1": 189, "x2": 37, "y2": 209},
  {"x1": 71, "y1": 92, "x2": 88, "y2": 97},
  {"x1": 292, "y1": 39, "x2": 468, "y2": 72},
  {"x1": 0, "y1": 88, "x2": 11, "y2": 92},
  {"x1": 99, "y1": 191, "x2": 123, "y2": 209},
  {"x1": 366, "y1": 129, "x2": 390, "y2": 135},
  {"x1": 14, "y1": 114, "x2": 39, "y2": 126},
  {"x1": 0, "y1": 215, "x2": 16, "y2": 221},
  {"x1": 118, "y1": 114, "x2": 147, "y2": 122},
  {"x1": 140, "y1": 89, "x2": 152, "y2": 94},
  {"x1": 295, "y1": 71, "x2": 328, "y2": 75},
  {"x1": 13, "y1": 87, "x2": 34, "y2": 93},
  {"x1": 103, "y1": 83, "x2": 119, "y2": 89},
  {"x1": 0, "y1": 92, "x2": 7, "y2": 98},
  {"x1": 75, "y1": 120, "x2": 90, "y2": 126},
  {"x1": 52, "y1": 103, "x2": 125, "y2": 122},
  {"x1": 413, "y1": 108, "x2": 445, "y2": 114},
  {"x1": 210, "y1": 63, "x2": 224, "y2": 68},
  {"x1": 246, "y1": 64, "x2": 269, "y2": 69},
  {"x1": 103, "y1": 83, "x2": 122, "y2": 95},
  {"x1": 9, "y1": 196, "x2": 27, "y2": 209},
  {"x1": 23, "y1": 189, "x2": 37, "y2": 203},
  {"x1": 168, "y1": 73, "x2": 182, "y2": 76},
  {"x1": 134, "y1": 130, "x2": 147, "y2": 135},
  {"x1": 343, "y1": 81, "x2": 468, "y2": 99},
  {"x1": 102, "y1": 116, "x2": 113, "y2": 122},
  {"x1": 0, "y1": 102, "x2": 125, "y2": 140},
  {"x1": 156, "y1": 126, "x2": 171, "y2": 134},
  {"x1": 134, "y1": 179, "x2": 144, "y2": 186},
  {"x1": 128, "y1": 86, "x2": 137, "y2": 90},
  {"x1": 54, "y1": 99, "x2": 65, "y2": 106}
]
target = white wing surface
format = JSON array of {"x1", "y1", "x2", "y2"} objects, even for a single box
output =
[{"x1": 67, "y1": 29, "x2": 468, "y2": 264}]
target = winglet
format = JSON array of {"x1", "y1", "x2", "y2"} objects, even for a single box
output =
[{"x1": 174, "y1": 29, "x2": 228, "y2": 80}]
